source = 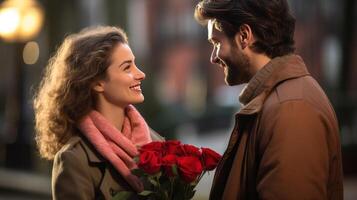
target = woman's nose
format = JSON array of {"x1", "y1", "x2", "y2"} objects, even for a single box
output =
[{"x1": 135, "y1": 66, "x2": 145, "y2": 80}]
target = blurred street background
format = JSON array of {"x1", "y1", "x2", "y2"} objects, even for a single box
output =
[{"x1": 0, "y1": 0, "x2": 356, "y2": 199}]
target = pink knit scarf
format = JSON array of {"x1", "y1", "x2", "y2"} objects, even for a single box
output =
[{"x1": 78, "y1": 105, "x2": 152, "y2": 192}]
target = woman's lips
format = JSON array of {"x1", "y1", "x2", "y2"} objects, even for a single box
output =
[{"x1": 130, "y1": 84, "x2": 142, "y2": 91}]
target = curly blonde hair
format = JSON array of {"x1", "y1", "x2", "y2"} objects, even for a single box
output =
[{"x1": 34, "y1": 26, "x2": 128, "y2": 160}]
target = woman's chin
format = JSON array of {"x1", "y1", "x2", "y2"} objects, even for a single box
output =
[{"x1": 131, "y1": 96, "x2": 145, "y2": 104}]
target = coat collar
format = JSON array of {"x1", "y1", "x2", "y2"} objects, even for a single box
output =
[
  {"x1": 75, "y1": 133, "x2": 106, "y2": 163},
  {"x1": 237, "y1": 54, "x2": 310, "y2": 116}
]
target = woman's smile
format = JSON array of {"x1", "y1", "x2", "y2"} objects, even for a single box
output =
[{"x1": 130, "y1": 83, "x2": 142, "y2": 92}]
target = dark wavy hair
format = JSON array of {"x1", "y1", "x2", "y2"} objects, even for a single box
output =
[
  {"x1": 34, "y1": 26, "x2": 128, "y2": 160},
  {"x1": 195, "y1": 0, "x2": 296, "y2": 58}
]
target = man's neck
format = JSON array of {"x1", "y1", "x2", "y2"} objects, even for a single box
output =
[{"x1": 250, "y1": 53, "x2": 271, "y2": 74}]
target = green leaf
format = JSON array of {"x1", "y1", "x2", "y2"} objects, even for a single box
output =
[
  {"x1": 111, "y1": 191, "x2": 133, "y2": 200},
  {"x1": 138, "y1": 190, "x2": 153, "y2": 196},
  {"x1": 148, "y1": 177, "x2": 159, "y2": 187},
  {"x1": 131, "y1": 168, "x2": 145, "y2": 177},
  {"x1": 153, "y1": 171, "x2": 162, "y2": 178},
  {"x1": 172, "y1": 165, "x2": 178, "y2": 176},
  {"x1": 133, "y1": 156, "x2": 139, "y2": 163}
]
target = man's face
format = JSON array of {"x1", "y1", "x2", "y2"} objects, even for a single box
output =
[{"x1": 207, "y1": 20, "x2": 251, "y2": 85}]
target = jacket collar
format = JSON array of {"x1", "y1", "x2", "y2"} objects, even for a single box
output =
[
  {"x1": 77, "y1": 134, "x2": 106, "y2": 163},
  {"x1": 237, "y1": 54, "x2": 310, "y2": 116}
]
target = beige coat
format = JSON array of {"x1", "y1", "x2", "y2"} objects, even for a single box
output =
[
  {"x1": 210, "y1": 55, "x2": 343, "y2": 200},
  {"x1": 52, "y1": 129, "x2": 164, "y2": 200}
]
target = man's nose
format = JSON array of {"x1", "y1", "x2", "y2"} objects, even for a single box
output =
[{"x1": 210, "y1": 47, "x2": 219, "y2": 64}]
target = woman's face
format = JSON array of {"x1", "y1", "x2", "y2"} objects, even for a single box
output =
[{"x1": 94, "y1": 43, "x2": 146, "y2": 107}]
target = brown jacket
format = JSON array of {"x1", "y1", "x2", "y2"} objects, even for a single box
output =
[
  {"x1": 210, "y1": 55, "x2": 343, "y2": 200},
  {"x1": 52, "y1": 129, "x2": 164, "y2": 200}
]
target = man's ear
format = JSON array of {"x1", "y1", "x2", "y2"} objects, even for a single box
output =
[
  {"x1": 234, "y1": 24, "x2": 254, "y2": 49},
  {"x1": 92, "y1": 80, "x2": 105, "y2": 93}
]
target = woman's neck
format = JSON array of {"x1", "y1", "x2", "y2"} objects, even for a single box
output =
[{"x1": 95, "y1": 102, "x2": 126, "y2": 131}]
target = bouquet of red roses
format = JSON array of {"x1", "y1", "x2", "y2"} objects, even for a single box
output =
[{"x1": 114, "y1": 140, "x2": 222, "y2": 200}]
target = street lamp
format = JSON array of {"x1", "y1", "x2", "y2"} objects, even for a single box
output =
[
  {"x1": 0, "y1": 0, "x2": 44, "y2": 169},
  {"x1": 0, "y1": 0, "x2": 44, "y2": 42}
]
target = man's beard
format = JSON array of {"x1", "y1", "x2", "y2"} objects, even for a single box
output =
[{"x1": 224, "y1": 48, "x2": 251, "y2": 86}]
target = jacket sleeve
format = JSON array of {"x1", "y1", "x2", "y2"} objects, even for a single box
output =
[
  {"x1": 257, "y1": 100, "x2": 329, "y2": 200},
  {"x1": 52, "y1": 149, "x2": 94, "y2": 200}
]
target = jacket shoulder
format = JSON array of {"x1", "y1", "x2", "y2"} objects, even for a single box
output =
[
  {"x1": 272, "y1": 75, "x2": 328, "y2": 104},
  {"x1": 264, "y1": 75, "x2": 335, "y2": 116},
  {"x1": 261, "y1": 76, "x2": 305, "y2": 113},
  {"x1": 55, "y1": 135, "x2": 85, "y2": 160},
  {"x1": 53, "y1": 136, "x2": 90, "y2": 178},
  {"x1": 52, "y1": 135, "x2": 97, "y2": 200},
  {"x1": 273, "y1": 76, "x2": 306, "y2": 103}
]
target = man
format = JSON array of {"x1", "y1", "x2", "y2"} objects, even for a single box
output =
[{"x1": 194, "y1": 0, "x2": 343, "y2": 199}]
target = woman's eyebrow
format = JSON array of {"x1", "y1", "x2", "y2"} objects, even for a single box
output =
[{"x1": 119, "y1": 60, "x2": 132, "y2": 67}]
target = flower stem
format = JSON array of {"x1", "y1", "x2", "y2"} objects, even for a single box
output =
[
  {"x1": 184, "y1": 183, "x2": 188, "y2": 200},
  {"x1": 169, "y1": 178, "x2": 174, "y2": 200},
  {"x1": 156, "y1": 176, "x2": 161, "y2": 192},
  {"x1": 197, "y1": 171, "x2": 206, "y2": 183}
]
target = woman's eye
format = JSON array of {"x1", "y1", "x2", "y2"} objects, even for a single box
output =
[{"x1": 123, "y1": 65, "x2": 130, "y2": 71}]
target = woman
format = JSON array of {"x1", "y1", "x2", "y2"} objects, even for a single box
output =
[{"x1": 34, "y1": 26, "x2": 163, "y2": 199}]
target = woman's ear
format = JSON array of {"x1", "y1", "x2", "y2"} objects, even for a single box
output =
[
  {"x1": 234, "y1": 24, "x2": 254, "y2": 49},
  {"x1": 92, "y1": 81, "x2": 105, "y2": 93}
]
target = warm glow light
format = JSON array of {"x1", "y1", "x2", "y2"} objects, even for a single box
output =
[
  {"x1": 23, "y1": 41, "x2": 39, "y2": 65},
  {"x1": 20, "y1": 9, "x2": 42, "y2": 36},
  {"x1": 0, "y1": 0, "x2": 44, "y2": 42},
  {"x1": 0, "y1": 8, "x2": 20, "y2": 38}
]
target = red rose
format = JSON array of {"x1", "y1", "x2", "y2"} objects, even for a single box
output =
[
  {"x1": 177, "y1": 156, "x2": 203, "y2": 183},
  {"x1": 140, "y1": 141, "x2": 164, "y2": 153},
  {"x1": 201, "y1": 148, "x2": 221, "y2": 170},
  {"x1": 162, "y1": 154, "x2": 177, "y2": 177},
  {"x1": 164, "y1": 140, "x2": 181, "y2": 155},
  {"x1": 177, "y1": 144, "x2": 202, "y2": 157},
  {"x1": 138, "y1": 151, "x2": 162, "y2": 174}
]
